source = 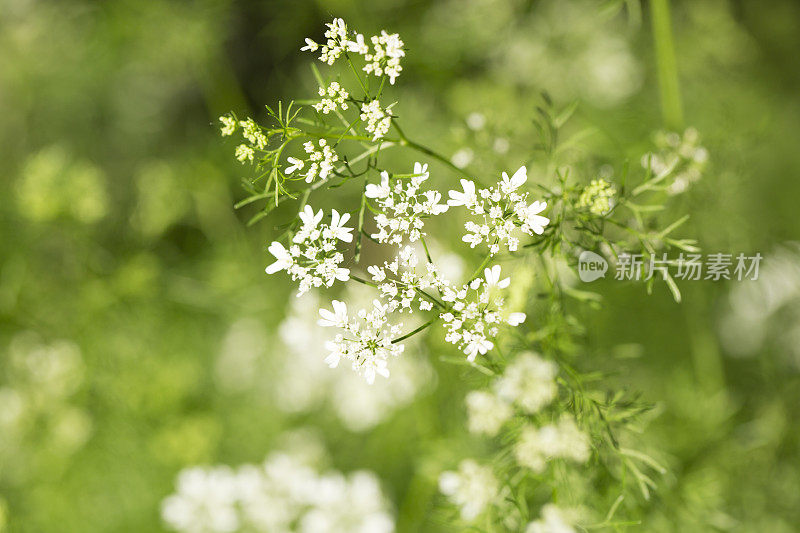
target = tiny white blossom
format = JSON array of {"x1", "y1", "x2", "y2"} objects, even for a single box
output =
[
  {"x1": 362, "y1": 31, "x2": 405, "y2": 84},
  {"x1": 285, "y1": 157, "x2": 304, "y2": 175},
  {"x1": 301, "y1": 38, "x2": 319, "y2": 52},
  {"x1": 447, "y1": 179, "x2": 478, "y2": 208},
  {"x1": 295, "y1": 139, "x2": 339, "y2": 183},
  {"x1": 484, "y1": 265, "x2": 511, "y2": 289},
  {"x1": 235, "y1": 144, "x2": 254, "y2": 163},
  {"x1": 318, "y1": 300, "x2": 349, "y2": 328},
  {"x1": 266, "y1": 242, "x2": 293, "y2": 274},
  {"x1": 219, "y1": 115, "x2": 236, "y2": 136}
]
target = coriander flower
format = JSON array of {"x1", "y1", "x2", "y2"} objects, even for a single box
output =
[
  {"x1": 484, "y1": 265, "x2": 510, "y2": 289},
  {"x1": 285, "y1": 156, "x2": 304, "y2": 175},
  {"x1": 368, "y1": 163, "x2": 449, "y2": 245},
  {"x1": 313, "y1": 82, "x2": 349, "y2": 114},
  {"x1": 265, "y1": 242, "x2": 293, "y2": 274},
  {"x1": 494, "y1": 352, "x2": 558, "y2": 413},
  {"x1": 438, "y1": 460, "x2": 499, "y2": 522},
  {"x1": 318, "y1": 299, "x2": 404, "y2": 384},
  {"x1": 447, "y1": 179, "x2": 478, "y2": 208},
  {"x1": 360, "y1": 100, "x2": 393, "y2": 141},
  {"x1": 265, "y1": 205, "x2": 353, "y2": 296},
  {"x1": 447, "y1": 166, "x2": 550, "y2": 255},
  {"x1": 317, "y1": 299, "x2": 349, "y2": 328},
  {"x1": 239, "y1": 118, "x2": 267, "y2": 149},
  {"x1": 465, "y1": 390, "x2": 512, "y2": 436},
  {"x1": 514, "y1": 415, "x2": 591, "y2": 473},
  {"x1": 367, "y1": 244, "x2": 451, "y2": 314},
  {"x1": 235, "y1": 144, "x2": 254, "y2": 163},
  {"x1": 344, "y1": 33, "x2": 368, "y2": 55},
  {"x1": 362, "y1": 31, "x2": 405, "y2": 84},
  {"x1": 219, "y1": 115, "x2": 236, "y2": 136},
  {"x1": 300, "y1": 38, "x2": 319, "y2": 52},
  {"x1": 162, "y1": 450, "x2": 396, "y2": 533},
  {"x1": 318, "y1": 18, "x2": 348, "y2": 65},
  {"x1": 296, "y1": 139, "x2": 338, "y2": 183},
  {"x1": 439, "y1": 265, "x2": 525, "y2": 361},
  {"x1": 526, "y1": 504, "x2": 577, "y2": 533},
  {"x1": 326, "y1": 209, "x2": 354, "y2": 242},
  {"x1": 576, "y1": 178, "x2": 616, "y2": 216}
]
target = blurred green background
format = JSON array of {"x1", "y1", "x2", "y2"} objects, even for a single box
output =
[{"x1": 2, "y1": 0, "x2": 800, "y2": 531}]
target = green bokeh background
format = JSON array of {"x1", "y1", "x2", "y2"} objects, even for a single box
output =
[{"x1": 1, "y1": 0, "x2": 799, "y2": 531}]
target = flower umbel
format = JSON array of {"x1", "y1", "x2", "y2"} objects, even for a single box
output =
[
  {"x1": 318, "y1": 299, "x2": 404, "y2": 384},
  {"x1": 265, "y1": 206, "x2": 353, "y2": 296},
  {"x1": 448, "y1": 166, "x2": 550, "y2": 255},
  {"x1": 366, "y1": 162, "x2": 449, "y2": 245}
]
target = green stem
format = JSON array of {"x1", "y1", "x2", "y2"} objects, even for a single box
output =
[
  {"x1": 393, "y1": 317, "x2": 438, "y2": 343},
  {"x1": 467, "y1": 253, "x2": 494, "y2": 282},
  {"x1": 349, "y1": 274, "x2": 378, "y2": 288},
  {"x1": 650, "y1": 0, "x2": 683, "y2": 130}
]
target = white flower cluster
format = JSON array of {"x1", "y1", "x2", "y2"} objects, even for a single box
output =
[
  {"x1": 447, "y1": 166, "x2": 550, "y2": 255},
  {"x1": 302, "y1": 19, "x2": 405, "y2": 85},
  {"x1": 359, "y1": 31, "x2": 405, "y2": 84},
  {"x1": 318, "y1": 299, "x2": 404, "y2": 384},
  {"x1": 366, "y1": 163, "x2": 449, "y2": 245},
  {"x1": 265, "y1": 206, "x2": 353, "y2": 296},
  {"x1": 641, "y1": 127, "x2": 708, "y2": 195},
  {"x1": 495, "y1": 352, "x2": 558, "y2": 413},
  {"x1": 525, "y1": 504, "x2": 577, "y2": 533},
  {"x1": 367, "y1": 244, "x2": 450, "y2": 314},
  {"x1": 285, "y1": 139, "x2": 339, "y2": 183},
  {"x1": 438, "y1": 460, "x2": 500, "y2": 522},
  {"x1": 301, "y1": 18, "x2": 348, "y2": 66},
  {"x1": 219, "y1": 116, "x2": 268, "y2": 164},
  {"x1": 1, "y1": 333, "x2": 92, "y2": 460},
  {"x1": 219, "y1": 115, "x2": 236, "y2": 136},
  {"x1": 440, "y1": 265, "x2": 526, "y2": 360},
  {"x1": 313, "y1": 82, "x2": 349, "y2": 114},
  {"x1": 576, "y1": 178, "x2": 616, "y2": 216},
  {"x1": 360, "y1": 100, "x2": 393, "y2": 141},
  {"x1": 273, "y1": 289, "x2": 432, "y2": 431},
  {"x1": 465, "y1": 352, "x2": 558, "y2": 436},
  {"x1": 514, "y1": 415, "x2": 591, "y2": 473},
  {"x1": 465, "y1": 390, "x2": 512, "y2": 436},
  {"x1": 162, "y1": 451, "x2": 395, "y2": 533}
]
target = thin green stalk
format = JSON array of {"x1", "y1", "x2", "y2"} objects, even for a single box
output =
[
  {"x1": 349, "y1": 274, "x2": 378, "y2": 288},
  {"x1": 650, "y1": 0, "x2": 683, "y2": 130},
  {"x1": 467, "y1": 253, "x2": 494, "y2": 282},
  {"x1": 393, "y1": 317, "x2": 438, "y2": 343}
]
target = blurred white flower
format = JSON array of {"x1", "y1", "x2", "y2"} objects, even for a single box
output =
[
  {"x1": 162, "y1": 447, "x2": 395, "y2": 533},
  {"x1": 465, "y1": 390, "x2": 512, "y2": 436},
  {"x1": 514, "y1": 415, "x2": 591, "y2": 472},
  {"x1": 438, "y1": 459, "x2": 499, "y2": 521},
  {"x1": 525, "y1": 504, "x2": 577, "y2": 533},
  {"x1": 494, "y1": 352, "x2": 558, "y2": 413}
]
